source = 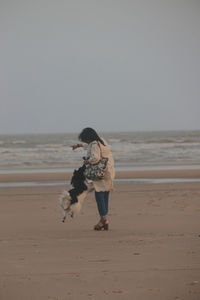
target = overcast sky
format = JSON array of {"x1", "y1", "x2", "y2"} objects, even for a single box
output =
[{"x1": 0, "y1": 0, "x2": 200, "y2": 134}]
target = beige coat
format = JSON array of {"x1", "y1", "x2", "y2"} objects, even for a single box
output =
[{"x1": 85, "y1": 138, "x2": 115, "y2": 192}]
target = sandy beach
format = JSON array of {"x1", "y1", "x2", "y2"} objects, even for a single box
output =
[{"x1": 0, "y1": 169, "x2": 200, "y2": 300}]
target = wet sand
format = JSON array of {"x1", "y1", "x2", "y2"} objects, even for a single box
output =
[
  {"x1": 0, "y1": 170, "x2": 200, "y2": 299},
  {"x1": 0, "y1": 168, "x2": 200, "y2": 182}
]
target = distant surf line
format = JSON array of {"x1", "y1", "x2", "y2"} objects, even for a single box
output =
[{"x1": 1, "y1": 178, "x2": 200, "y2": 188}]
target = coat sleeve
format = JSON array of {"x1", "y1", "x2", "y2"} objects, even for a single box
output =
[
  {"x1": 88, "y1": 143, "x2": 101, "y2": 164},
  {"x1": 83, "y1": 143, "x2": 88, "y2": 150}
]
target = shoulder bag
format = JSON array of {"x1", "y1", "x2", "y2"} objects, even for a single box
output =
[{"x1": 84, "y1": 142, "x2": 108, "y2": 180}]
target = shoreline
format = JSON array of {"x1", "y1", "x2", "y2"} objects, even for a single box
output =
[
  {"x1": 1, "y1": 164, "x2": 200, "y2": 174},
  {"x1": 0, "y1": 168, "x2": 200, "y2": 183}
]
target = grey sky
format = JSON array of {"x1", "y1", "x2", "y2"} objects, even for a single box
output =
[{"x1": 1, "y1": 0, "x2": 200, "y2": 134}]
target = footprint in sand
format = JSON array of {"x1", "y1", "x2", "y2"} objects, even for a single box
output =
[{"x1": 112, "y1": 290, "x2": 123, "y2": 294}]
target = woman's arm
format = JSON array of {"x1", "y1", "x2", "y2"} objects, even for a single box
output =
[
  {"x1": 88, "y1": 143, "x2": 101, "y2": 164},
  {"x1": 71, "y1": 143, "x2": 83, "y2": 150}
]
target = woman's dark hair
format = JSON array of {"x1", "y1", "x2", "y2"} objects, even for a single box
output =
[{"x1": 79, "y1": 127, "x2": 105, "y2": 145}]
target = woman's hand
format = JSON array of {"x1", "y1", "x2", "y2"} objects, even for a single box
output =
[{"x1": 71, "y1": 144, "x2": 83, "y2": 151}]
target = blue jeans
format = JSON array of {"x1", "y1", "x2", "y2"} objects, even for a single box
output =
[{"x1": 95, "y1": 191, "x2": 109, "y2": 218}]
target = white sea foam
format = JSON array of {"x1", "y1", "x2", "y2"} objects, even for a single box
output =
[
  {"x1": 12, "y1": 140, "x2": 26, "y2": 144},
  {"x1": 0, "y1": 131, "x2": 200, "y2": 171}
]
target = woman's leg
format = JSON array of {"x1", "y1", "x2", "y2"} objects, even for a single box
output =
[
  {"x1": 104, "y1": 191, "x2": 110, "y2": 217},
  {"x1": 94, "y1": 191, "x2": 110, "y2": 230},
  {"x1": 95, "y1": 191, "x2": 107, "y2": 218}
]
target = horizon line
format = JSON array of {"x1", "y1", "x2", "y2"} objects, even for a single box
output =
[{"x1": 0, "y1": 128, "x2": 200, "y2": 136}]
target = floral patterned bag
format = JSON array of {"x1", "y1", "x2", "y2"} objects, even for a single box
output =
[{"x1": 84, "y1": 143, "x2": 108, "y2": 180}]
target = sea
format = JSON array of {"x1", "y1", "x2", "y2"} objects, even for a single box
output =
[{"x1": 0, "y1": 130, "x2": 200, "y2": 173}]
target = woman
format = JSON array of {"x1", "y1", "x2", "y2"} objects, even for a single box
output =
[{"x1": 72, "y1": 127, "x2": 115, "y2": 230}]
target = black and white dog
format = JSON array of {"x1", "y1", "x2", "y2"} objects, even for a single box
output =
[{"x1": 59, "y1": 165, "x2": 93, "y2": 222}]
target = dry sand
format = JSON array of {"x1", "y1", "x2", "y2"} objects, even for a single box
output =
[{"x1": 0, "y1": 170, "x2": 200, "y2": 300}]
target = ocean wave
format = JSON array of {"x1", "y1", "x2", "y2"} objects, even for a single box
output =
[
  {"x1": 108, "y1": 138, "x2": 122, "y2": 143},
  {"x1": 0, "y1": 131, "x2": 200, "y2": 170},
  {"x1": 12, "y1": 140, "x2": 26, "y2": 144},
  {"x1": 36, "y1": 143, "x2": 65, "y2": 148}
]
